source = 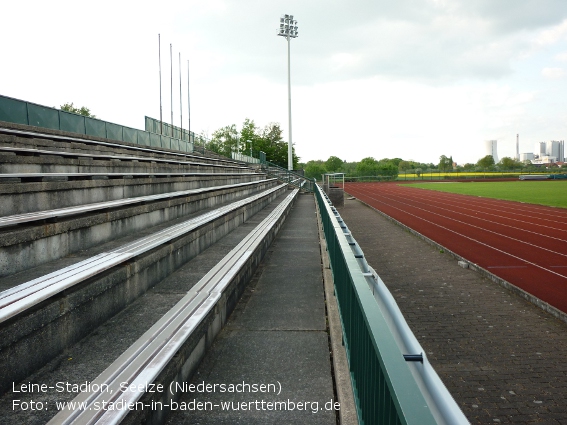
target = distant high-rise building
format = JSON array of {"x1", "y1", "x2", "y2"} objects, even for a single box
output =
[
  {"x1": 534, "y1": 142, "x2": 546, "y2": 158},
  {"x1": 485, "y1": 140, "x2": 498, "y2": 163},
  {"x1": 548, "y1": 140, "x2": 565, "y2": 162},
  {"x1": 531, "y1": 140, "x2": 565, "y2": 163},
  {"x1": 516, "y1": 134, "x2": 519, "y2": 161}
]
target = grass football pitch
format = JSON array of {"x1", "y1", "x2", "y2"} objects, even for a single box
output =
[{"x1": 404, "y1": 180, "x2": 567, "y2": 209}]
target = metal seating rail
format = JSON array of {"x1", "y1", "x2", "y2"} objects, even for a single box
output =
[
  {"x1": 47, "y1": 189, "x2": 298, "y2": 425},
  {"x1": 0, "y1": 146, "x2": 248, "y2": 171},
  {"x1": 0, "y1": 179, "x2": 276, "y2": 228},
  {"x1": 0, "y1": 184, "x2": 286, "y2": 324},
  {"x1": 0, "y1": 127, "x2": 238, "y2": 166},
  {"x1": 0, "y1": 171, "x2": 257, "y2": 183}
]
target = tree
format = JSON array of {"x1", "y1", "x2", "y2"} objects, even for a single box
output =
[
  {"x1": 356, "y1": 157, "x2": 381, "y2": 176},
  {"x1": 377, "y1": 161, "x2": 399, "y2": 178},
  {"x1": 476, "y1": 155, "x2": 495, "y2": 169},
  {"x1": 239, "y1": 118, "x2": 260, "y2": 155},
  {"x1": 499, "y1": 157, "x2": 523, "y2": 170},
  {"x1": 438, "y1": 155, "x2": 453, "y2": 171},
  {"x1": 258, "y1": 122, "x2": 299, "y2": 169},
  {"x1": 398, "y1": 160, "x2": 411, "y2": 171},
  {"x1": 209, "y1": 124, "x2": 238, "y2": 157},
  {"x1": 376, "y1": 158, "x2": 400, "y2": 178},
  {"x1": 304, "y1": 160, "x2": 327, "y2": 179},
  {"x1": 325, "y1": 156, "x2": 344, "y2": 172},
  {"x1": 462, "y1": 163, "x2": 475, "y2": 170},
  {"x1": 60, "y1": 102, "x2": 96, "y2": 118},
  {"x1": 209, "y1": 119, "x2": 299, "y2": 168}
]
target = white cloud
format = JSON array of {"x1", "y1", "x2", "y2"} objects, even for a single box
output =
[
  {"x1": 535, "y1": 19, "x2": 567, "y2": 46},
  {"x1": 1, "y1": 0, "x2": 566, "y2": 167},
  {"x1": 541, "y1": 67, "x2": 566, "y2": 79}
]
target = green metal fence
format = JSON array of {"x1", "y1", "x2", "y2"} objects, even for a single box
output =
[
  {"x1": 0, "y1": 94, "x2": 193, "y2": 152},
  {"x1": 260, "y1": 158, "x2": 315, "y2": 192},
  {"x1": 316, "y1": 185, "x2": 439, "y2": 425}
]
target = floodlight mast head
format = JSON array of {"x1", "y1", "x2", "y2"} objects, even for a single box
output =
[{"x1": 277, "y1": 14, "x2": 298, "y2": 38}]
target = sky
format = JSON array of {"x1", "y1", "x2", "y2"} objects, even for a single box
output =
[{"x1": 1, "y1": 0, "x2": 566, "y2": 165}]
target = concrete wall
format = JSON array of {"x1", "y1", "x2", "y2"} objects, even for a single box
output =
[
  {"x1": 0, "y1": 186, "x2": 287, "y2": 394},
  {"x1": 0, "y1": 174, "x2": 264, "y2": 216},
  {"x1": 0, "y1": 180, "x2": 278, "y2": 277}
]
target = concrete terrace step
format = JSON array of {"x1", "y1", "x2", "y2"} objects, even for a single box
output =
[
  {"x1": 0, "y1": 124, "x2": 241, "y2": 169},
  {"x1": 0, "y1": 146, "x2": 248, "y2": 171},
  {"x1": 0, "y1": 179, "x2": 278, "y2": 277},
  {"x1": 0, "y1": 173, "x2": 264, "y2": 216},
  {"x1": 0, "y1": 184, "x2": 287, "y2": 395},
  {"x1": 0, "y1": 190, "x2": 297, "y2": 425},
  {"x1": 0, "y1": 148, "x2": 249, "y2": 175},
  {"x1": 165, "y1": 194, "x2": 337, "y2": 425}
]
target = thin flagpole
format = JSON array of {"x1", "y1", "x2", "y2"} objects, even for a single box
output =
[
  {"x1": 158, "y1": 34, "x2": 163, "y2": 134},
  {"x1": 179, "y1": 52, "x2": 183, "y2": 138},
  {"x1": 187, "y1": 59, "x2": 191, "y2": 145},
  {"x1": 170, "y1": 43, "x2": 173, "y2": 136}
]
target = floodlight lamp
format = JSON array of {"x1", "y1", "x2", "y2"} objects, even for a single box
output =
[{"x1": 289, "y1": 15, "x2": 293, "y2": 20}]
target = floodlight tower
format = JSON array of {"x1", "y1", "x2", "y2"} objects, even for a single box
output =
[{"x1": 277, "y1": 14, "x2": 298, "y2": 171}]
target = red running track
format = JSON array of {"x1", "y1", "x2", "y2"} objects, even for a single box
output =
[{"x1": 344, "y1": 182, "x2": 567, "y2": 313}]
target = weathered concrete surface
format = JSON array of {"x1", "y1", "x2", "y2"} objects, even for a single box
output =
[
  {"x1": 0, "y1": 192, "x2": 293, "y2": 424},
  {"x1": 0, "y1": 121, "x2": 237, "y2": 167},
  {"x1": 0, "y1": 186, "x2": 286, "y2": 394},
  {"x1": 339, "y1": 197, "x2": 567, "y2": 425},
  {"x1": 0, "y1": 180, "x2": 277, "y2": 276},
  {"x1": 0, "y1": 152, "x2": 246, "y2": 175},
  {"x1": 166, "y1": 194, "x2": 338, "y2": 425},
  {"x1": 0, "y1": 174, "x2": 263, "y2": 216}
]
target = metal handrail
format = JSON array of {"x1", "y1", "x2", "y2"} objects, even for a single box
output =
[
  {"x1": 260, "y1": 159, "x2": 315, "y2": 192},
  {"x1": 315, "y1": 184, "x2": 469, "y2": 425}
]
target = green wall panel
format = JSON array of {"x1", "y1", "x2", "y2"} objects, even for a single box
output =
[
  {"x1": 59, "y1": 111, "x2": 86, "y2": 134},
  {"x1": 137, "y1": 130, "x2": 150, "y2": 146},
  {"x1": 161, "y1": 135, "x2": 171, "y2": 150},
  {"x1": 106, "y1": 122, "x2": 123, "y2": 141},
  {"x1": 123, "y1": 127, "x2": 137, "y2": 144},
  {"x1": 28, "y1": 104, "x2": 59, "y2": 130},
  {"x1": 85, "y1": 117, "x2": 106, "y2": 138},
  {"x1": 1, "y1": 96, "x2": 190, "y2": 153},
  {"x1": 150, "y1": 133, "x2": 161, "y2": 147},
  {"x1": 0, "y1": 96, "x2": 29, "y2": 124}
]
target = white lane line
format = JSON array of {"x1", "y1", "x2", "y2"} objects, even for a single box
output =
[
  {"x1": 394, "y1": 188, "x2": 567, "y2": 234},
  {"x1": 345, "y1": 187, "x2": 567, "y2": 281},
  {"x1": 393, "y1": 185, "x2": 567, "y2": 224},
  {"x1": 487, "y1": 266, "x2": 529, "y2": 269},
  {"x1": 354, "y1": 187, "x2": 567, "y2": 260}
]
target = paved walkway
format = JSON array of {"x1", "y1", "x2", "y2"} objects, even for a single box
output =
[
  {"x1": 166, "y1": 194, "x2": 339, "y2": 424},
  {"x1": 339, "y1": 197, "x2": 567, "y2": 425}
]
